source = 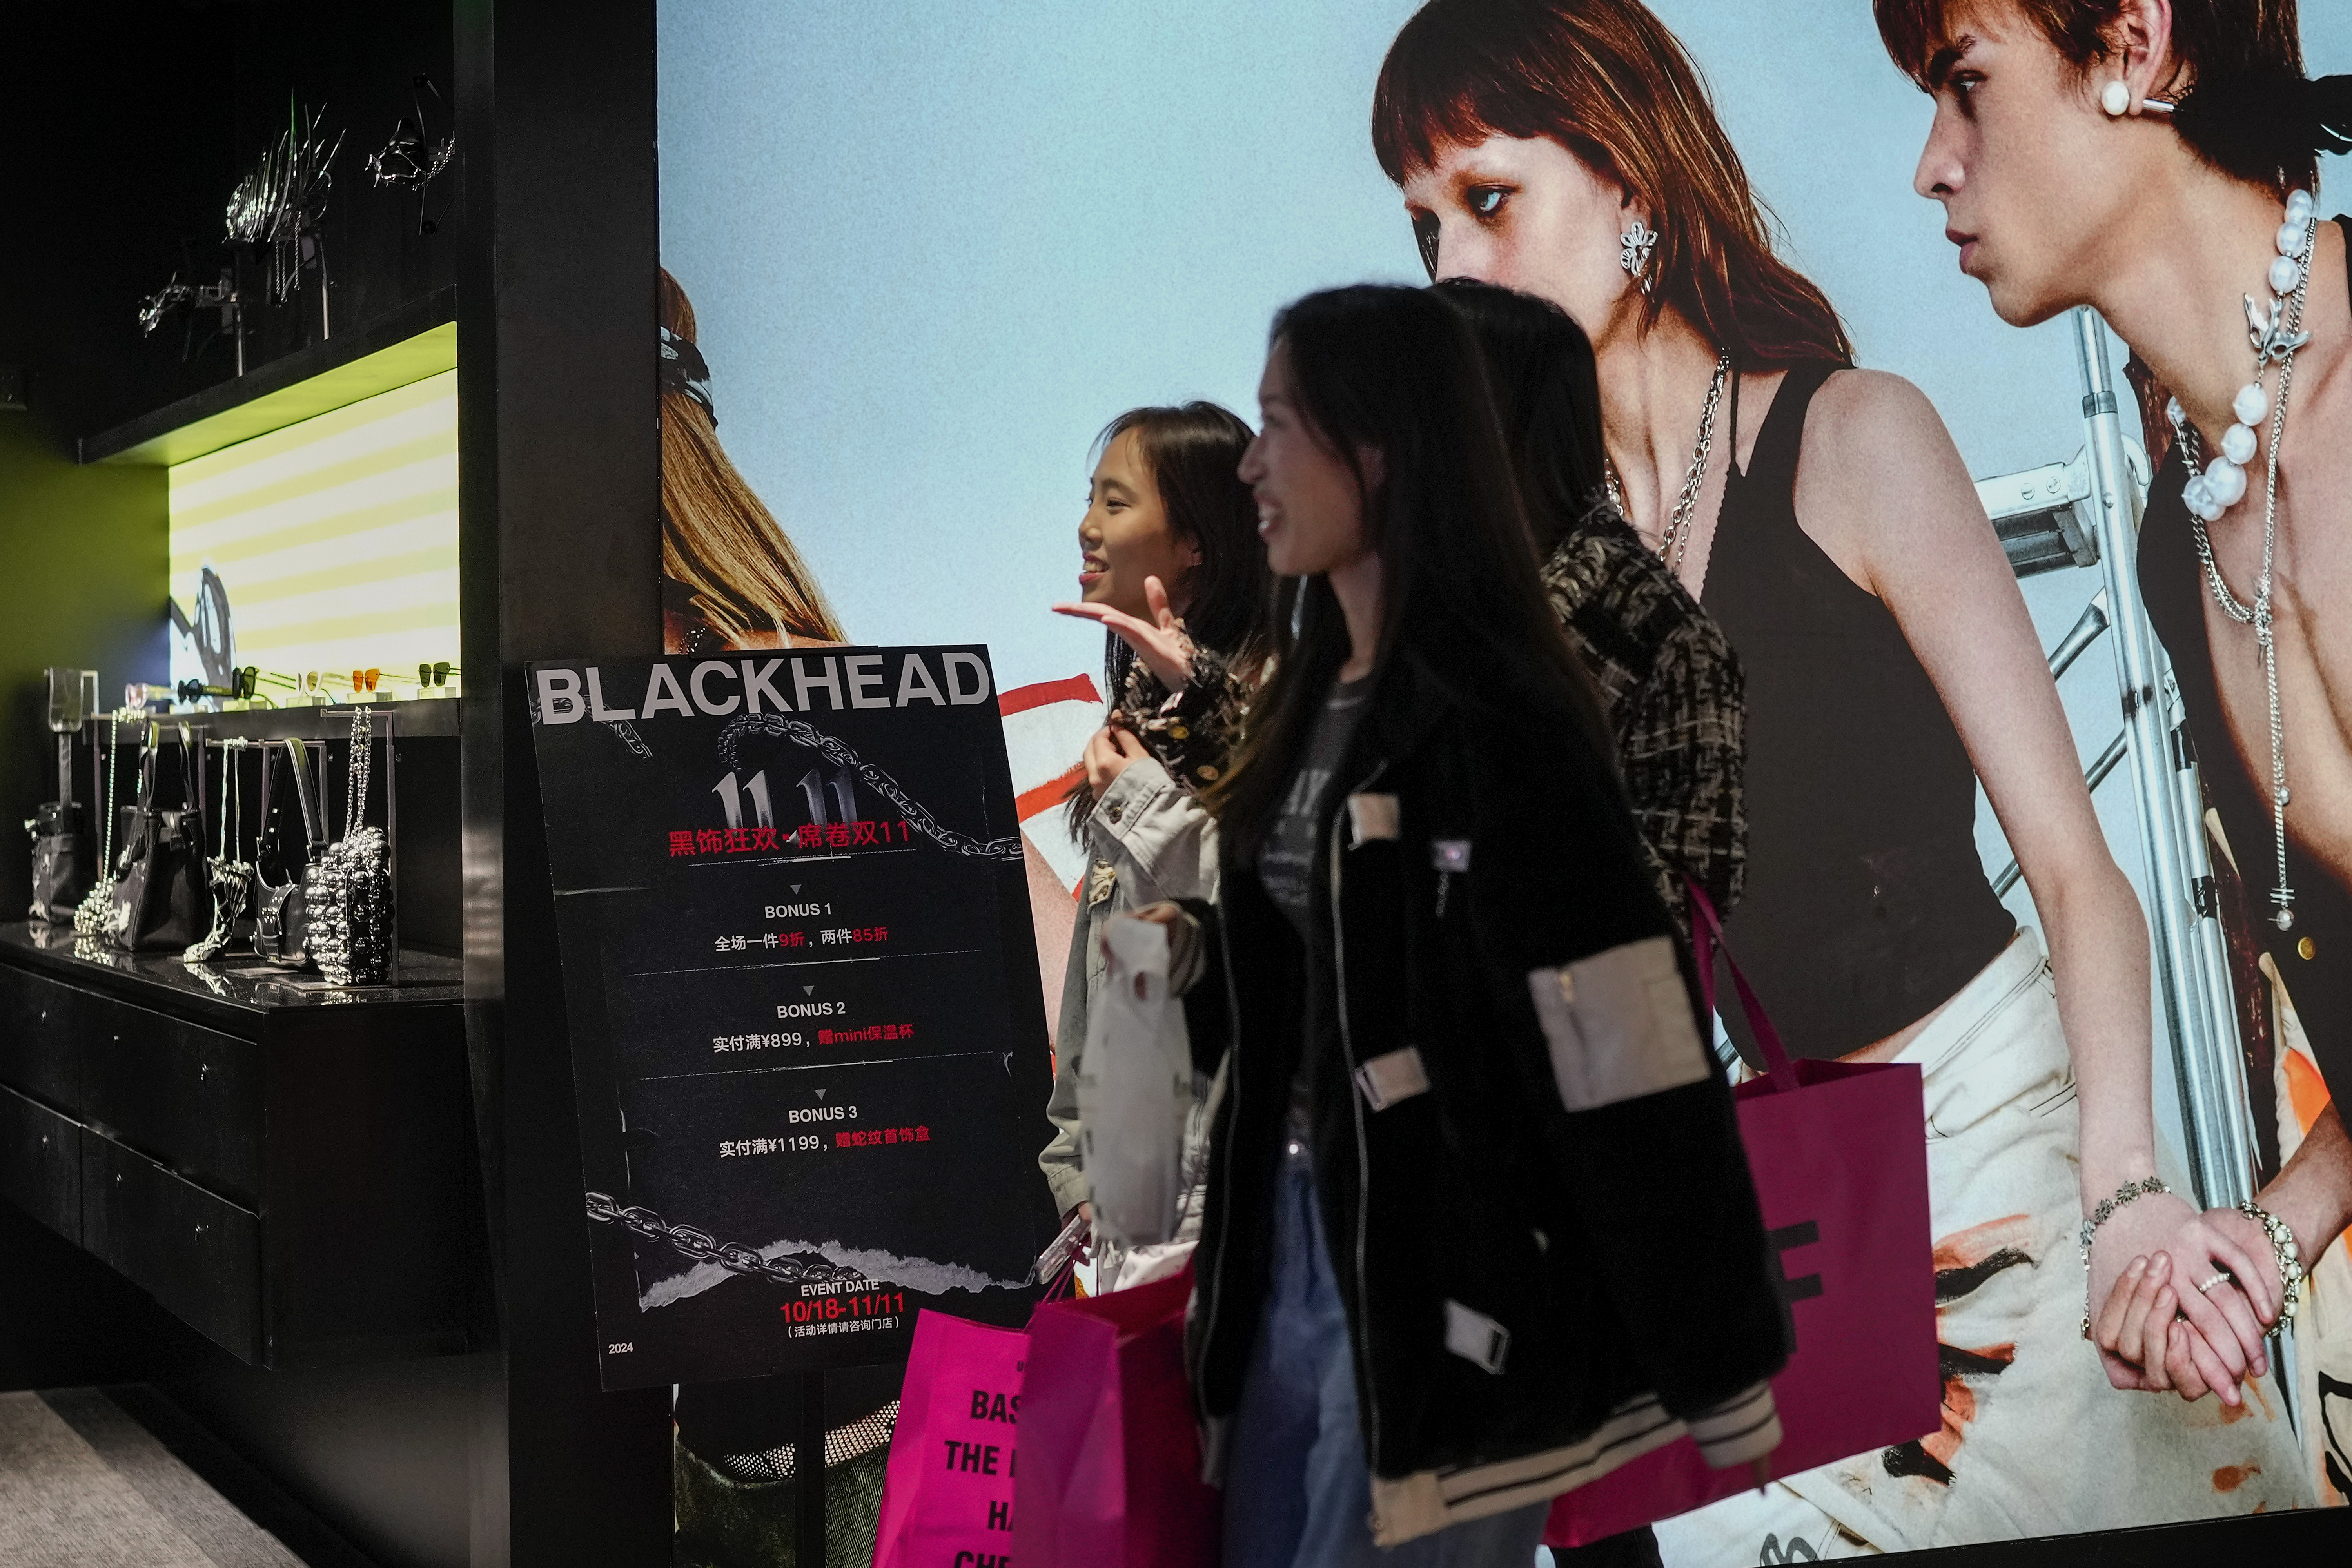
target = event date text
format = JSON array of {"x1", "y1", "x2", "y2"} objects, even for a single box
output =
[{"x1": 781, "y1": 1290, "x2": 907, "y2": 1324}]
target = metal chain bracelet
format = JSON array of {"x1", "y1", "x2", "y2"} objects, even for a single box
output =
[
  {"x1": 2237, "y1": 1200, "x2": 2306, "y2": 1325},
  {"x1": 585, "y1": 1191, "x2": 867, "y2": 1289},
  {"x1": 2077, "y1": 1175, "x2": 2170, "y2": 1338}
]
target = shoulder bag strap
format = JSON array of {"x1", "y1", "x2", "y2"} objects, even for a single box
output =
[
  {"x1": 257, "y1": 742, "x2": 292, "y2": 880},
  {"x1": 286, "y1": 738, "x2": 327, "y2": 853},
  {"x1": 177, "y1": 723, "x2": 205, "y2": 853},
  {"x1": 257, "y1": 741, "x2": 278, "y2": 846},
  {"x1": 134, "y1": 726, "x2": 161, "y2": 818},
  {"x1": 1685, "y1": 877, "x2": 1800, "y2": 1092}
]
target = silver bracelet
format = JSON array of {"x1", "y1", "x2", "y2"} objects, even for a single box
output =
[
  {"x1": 2078, "y1": 1176, "x2": 2169, "y2": 1338},
  {"x1": 2237, "y1": 1201, "x2": 2307, "y2": 1325}
]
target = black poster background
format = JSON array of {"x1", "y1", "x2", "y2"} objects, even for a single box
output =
[{"x1": 528, "y1": 648, "x2": 1057, "y2": 1390}]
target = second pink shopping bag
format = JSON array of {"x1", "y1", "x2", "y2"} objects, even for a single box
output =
[{"x1": 1546, "y1": 886, "x2": 1941, "y2": 1546}]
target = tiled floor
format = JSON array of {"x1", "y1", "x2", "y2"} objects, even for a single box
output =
[{"x1": 0, "y1": 1388, "x2": 308, "y2": 1568}]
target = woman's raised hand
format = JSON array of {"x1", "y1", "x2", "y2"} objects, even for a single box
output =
[{"x1": 1054, "y1": 574, "x2": 1196, "y2": 690}]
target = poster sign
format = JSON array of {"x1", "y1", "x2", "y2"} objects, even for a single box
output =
[{"x1": 529, "y1": 648, "x2": 1057, "y2": 1389}]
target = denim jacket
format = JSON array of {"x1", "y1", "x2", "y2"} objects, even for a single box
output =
[{"x1": 1038, "y1": 755, "x2": 1221, "y2": 1233}]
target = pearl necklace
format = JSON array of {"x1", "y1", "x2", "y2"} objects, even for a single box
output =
[
  {"x1": 1605, "y1": 348, "x2": 1731, "y2": 570},
  {"x1": 2171, "y1": 189, "x2": 2318, "y2": 932}
]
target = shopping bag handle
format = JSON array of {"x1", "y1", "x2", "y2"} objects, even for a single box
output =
[{"x1": 1686, "y1": 880, "x2": 1800, "y2": 1091}]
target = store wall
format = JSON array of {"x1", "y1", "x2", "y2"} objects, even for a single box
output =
[
  {"x1": 0, "y1": 415, "x2": 168, "y2": 916},
  {"x1": 0, "y1": 0, "x2": 468, "y2": 915},
  {"x1": 0, "y1": 5, "x2": 674, "y2": 1566}
]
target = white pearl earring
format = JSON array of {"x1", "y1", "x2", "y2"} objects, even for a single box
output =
[{"x1": 2101, "y1": 79, "x2": 2132, "y2": 116}]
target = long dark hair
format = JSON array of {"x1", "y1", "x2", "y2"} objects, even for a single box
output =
[
  {"x1": 1433, "y1": 278, "x2": 1608, "y2": 558},
  {"x1": 1206, "y1": 285, "x2": 1613, "y2": 854},
  {"x1": 1372, "y1": 0, "x2": 1853, "y2": 368},
  {"x1": 1066, "y1": 402, "x2": 1271, "y2": 835},
  {"x1": 1091, "y1": 403, "x2": 1270, "y2": 699}
]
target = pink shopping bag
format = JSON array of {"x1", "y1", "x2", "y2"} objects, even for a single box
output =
[
  {"x1": 1546, "y1": 886, "x2": 1941, "y2": 1546},
  {"x1": 873, "y1": 1308, "x2": 1029, "y2": 1568},
  {"x1": 1013, "y1": 1264, "x2": 1219, "y2": 1568}
]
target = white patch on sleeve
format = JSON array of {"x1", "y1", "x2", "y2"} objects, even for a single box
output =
[
  {"x1": 1347, "y1": 792, "x2": 1400, "y2": 845},
  {"x1": 1443, "y1": 1300, "x2": 1510, "y2": 1374},
  {"x1": 1352, "y1": 1045, "x2": 1430, "y2": 1111},
  {"x1": 1525, "y1": 936, "x2": 1710, "y2": 1112}
]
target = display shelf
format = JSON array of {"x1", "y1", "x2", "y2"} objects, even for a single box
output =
[
  {"x1": 2, "y1": 924, "x2": 461, "y2": 1023},
  {"x1": 127, "y1": 699, "x2": 463, "y2": 742},
  {"x1": 80, "y1": 289, "x2": 457, "y2": 467}
]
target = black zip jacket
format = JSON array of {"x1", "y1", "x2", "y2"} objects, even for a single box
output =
[{"x1": 1181, "y1": 651, "x2": 1788, "y2": 1546}]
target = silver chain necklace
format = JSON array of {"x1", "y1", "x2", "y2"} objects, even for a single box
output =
[
  {"x1": 2171, "y1": 190, "x2": 2318, "y2": 931},
  {"x1": 1606, "y1": 348, "x2": 1731, "y2": 570}
]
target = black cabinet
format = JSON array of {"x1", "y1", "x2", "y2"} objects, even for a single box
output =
[
  {"x1": 0, "y1": 1082, "x2": 80, "y2": 1243},
  {"x1": 82, "y1": 1132, "x2": 263, "y2": 1361},
  {"x1": 0, "y1": 924, "x2": 477, "y2": 1368},
  {"x1": 0, "y1": 960, "x2": 81, "y2": 1108},
  {"x1": 79, "y1": 993, "x2": 263, "y2": 1204}
]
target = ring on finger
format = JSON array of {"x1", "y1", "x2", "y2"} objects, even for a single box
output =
[{"x1": 2194, "y1": 1270, "x2": 2233, "y2": 1294}]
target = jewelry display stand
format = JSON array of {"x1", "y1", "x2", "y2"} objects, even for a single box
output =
[{"x1": 73, "y1": 701, "x2": 461, "y2": 990}]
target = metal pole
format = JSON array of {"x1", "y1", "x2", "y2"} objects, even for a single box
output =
[
  {"x1": 797, "y1": 1369, "x2": 828, "y2": 1567},
  {"x1": 385, "y1": 708, "x2": 400, "y2": 988},
  {"x1": 2072, "y1": 308, "x2": 2256, "y2": 1209}
]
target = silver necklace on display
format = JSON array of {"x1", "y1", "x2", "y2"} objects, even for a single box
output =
[
  {"x1": 2169, "y1": 188, "x2": 2318, "y2": 931},
  {"x1": 1605, "y1": 348, "x2": 1731, "y2": 571},
  {"x1": 72, "y1": 714, "x2": 121, "y2": 938}
]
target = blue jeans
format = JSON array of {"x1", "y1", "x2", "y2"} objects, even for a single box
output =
[{"x1": 1223, "y1": 1143, "x2": 1549, "y2": 1568}]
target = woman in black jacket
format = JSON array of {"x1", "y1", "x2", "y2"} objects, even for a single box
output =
[{"x1": 1148, "y1": 285, "x2": 1787, "y2": 1566}]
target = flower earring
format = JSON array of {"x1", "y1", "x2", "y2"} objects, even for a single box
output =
[{"x1": 1619, "y1": 218, "x2": 1658, "y2": 294}]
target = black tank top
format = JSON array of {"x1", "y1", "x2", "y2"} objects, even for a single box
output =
[
  {"x1": 1702, "y1": 361, "x2": 2015, "y2": 1060},
  {"x1": 2138, "y1": 217, "x2": 2352, "y2": 1111}
]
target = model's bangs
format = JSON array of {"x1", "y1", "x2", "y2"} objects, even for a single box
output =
[
  {"x1": 1373, "y1": 45, "x2": 1500, "y2": 182},
  {"x1": 1873, "y1": 0, "x2": 1958, "y2": 86}
]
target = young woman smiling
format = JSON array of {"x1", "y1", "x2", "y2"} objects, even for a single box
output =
[{"x1": 1036, "y1": 403, "x2": 1269, "y2": 1289}]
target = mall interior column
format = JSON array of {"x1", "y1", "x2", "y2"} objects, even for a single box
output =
[{"x1": 455, "y1": 0, "x2": 671, "y2": 1563}]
